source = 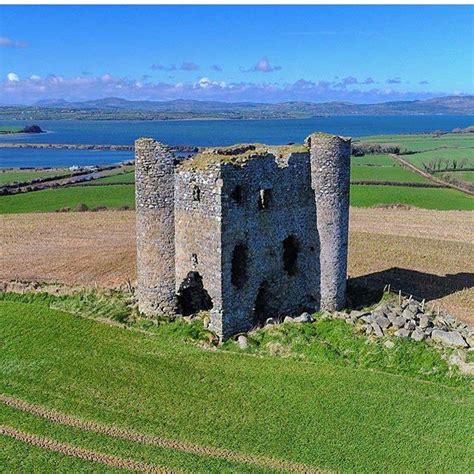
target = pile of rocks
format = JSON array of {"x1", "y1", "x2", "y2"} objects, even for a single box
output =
[
  {"x1": 341, "y1": 298, "x2": 472, "y2": 349},
  {"x1": 242, "y1": 298, "x2": 473, "y2": 374}
]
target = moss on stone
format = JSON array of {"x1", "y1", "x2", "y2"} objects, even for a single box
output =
[{"x1": 179, "y1": 143, "x2": 309, "y2": 171}]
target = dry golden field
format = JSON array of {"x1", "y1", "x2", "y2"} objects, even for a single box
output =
[{"x1": 1, "y1": 208, "x2": 472, "y2": 324}]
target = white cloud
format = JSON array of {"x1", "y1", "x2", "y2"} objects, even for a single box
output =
[
  {"x1": 0, "y1": 72, "x2": 456, "y2": 105},
  {"x1": 243, "y1": 57, "x2": 282, "y2": 73},
  {"x1": 7, "y1": 72, "x2": 19, "y2": 82},
  {"x1": 0, "y1": 37, "x2": 27, "y2": 48}
]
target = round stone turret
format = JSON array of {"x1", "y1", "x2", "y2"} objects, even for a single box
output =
[
  {"x1": 307, "y1": 132, "x2": 351, "y2": 311},
  {"x1": 135, "y1": 138, "x2": 176, "y2": 315}
]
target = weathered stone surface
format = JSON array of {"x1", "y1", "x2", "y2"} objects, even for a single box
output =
[
  {"x1": 411, "y1": 328, "x2": 425, "y2": 342},
  {"x1": 372, "y1": 322, "x2": 384, "y2": 337},
  {"x1": 309, "y1": 133, "x2": 351, "y2": 312},
  {"x1": 431, "y1": 330, "x2": 468, "y2": 348},
  {"x1": 136, "y1": 133, "x2": 351, "y2": 340},
  {"x1": 395, "y1": 328, "x2": 411, "y2": 338},
  {"x1": 375, "y1": 315, "x2": 390, "y2": 329},
  {"x1": 284, "y1": 316, "x2": 295, "y2": 323},
  {"x1": 419, "y1": 315, "x2": 433, "y2": 329},
  {"x1": 405, "y1": 320, "x2": 417, "y2": 331},
  {"x1": 349, "y1": 310, "x2": 368, "y2": 319},
  {"x1": 294, "y1": 312, "x2": 314, "y2": 323},
  {"x1": 135, "y1": 139, "x2": 177, "y2": 316},
  {"x1": 237, "y1": 335, "x2": 248, "y2": 349},
  {"x1": 384, "y1": 340, "x2": 395, "y2": 349},
  {"x1": 402, "y1": 308, "x2": 416, "y2": 320},
  {"x1": 391, "y1": 316, "x2": 406, "y2": 329}
]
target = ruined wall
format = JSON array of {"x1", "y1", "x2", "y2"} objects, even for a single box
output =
[
  {"x1": 219, "y1": 152, "x2": 320, "y2": 338},
  {"x1": 135, "y1": 132, "x2": 350, "y2": 339},
  {"x1": 135, "y1": 138, "x2": 176, "y2": 315},
  {"x1": 308, "y1": 133, "x2": 351, "y2": 311},
  {"x1": 174, "y1": 167, "x2": 224, "y2": 333}
]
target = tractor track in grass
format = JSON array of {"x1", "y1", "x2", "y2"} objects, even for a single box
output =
[
  {"x1": 0, "y1": 394, "x2": 322, "y2": 474},
  {"x1": 0, "y1": 425, "x2": 175, "y2": 473}
]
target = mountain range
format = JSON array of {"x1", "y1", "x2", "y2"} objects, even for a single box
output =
[{"x1": 1, "y1": 95, "x2": 473, "y2": 120}]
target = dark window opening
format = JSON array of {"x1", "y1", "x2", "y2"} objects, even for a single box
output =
[
  {"x1": 231, "y1": 243, "x2": 248, "y2": 289},
  {"x1": 253, "y1": 282, "x2": 272, "y2": 326},
  {"x1": 258, "y1": 189, "x2": 271, "y2": 210},
  {"x1": 283, "y1": 235, "x2": 300, "y2": 276},
  {"x1": 192, "y1": 185, "x2": 201, "y2": 202},
  {"x1": 177, "y1": 271, "x2": 213, "y2": 316},
  {"x1": 309, "y1": 246, "x2": 315, "y2": 252},
  {"x1": 231, "y1": 185, "x2": 243, "y2": 204}
]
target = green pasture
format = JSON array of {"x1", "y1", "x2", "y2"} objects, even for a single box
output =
[
  {"x1": 351, "y1": 164, "x2": 430, "y2": 183},
  {"x1": 440, "y1": 170, "x2": 474, "y2": 183},
  {"x1": 0, "y1": 184, "x2": 135, "y2": 214},
  {"x1": 350, "y1": 153, "x2": 398, "y2": 166},
  {"x1": 350, "y1": 184, "x2": 473, "y2": 210},
  {"x1": 0, "y1": 125, "x2": 23, "y2": 134},
  {"x1": 359, "y1": 132, "x2": 474, "y2": 152},
  {"x1": 0, "y1": 169, "x2": 69, "y2": 185},
  {"x1": 0, "y1": 295, "x2": 472, "y2": 473},
  {"x1": 87, "y1": 170, "x2": 135, "y2": 184}
]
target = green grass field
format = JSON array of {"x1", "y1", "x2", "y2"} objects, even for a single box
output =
[
  {"x1": 400, "y1": 148, "x2": 474, "y2": 168},
  {"x1": 1, "y1": 133, "x2": 473, "y2": 213},
  {"x1": 0, "y1": 294, "x2": 472, "y2": 472},
  {"x1": 351, "y1": 153, "x2": 398, "y2": 166},
  {"x1": 86, "y1": 171, "x2": 135, "y2": 184},
  {"x1": 0, "y1": 184, "x2": 135, "y2": 214},
  {"x1": 350, "y1": 184, "x2": 474, "y2": 210},
  {"x1": 1, "y1": 181, "x2": 471, "y2": 213},
  {"x1": 0, "y1": 125, "x2": 23, "y2": 134},
  {"x1": 0, "y1": 169, "x2": 69, "y2": 185},
  {"x1": 360, "y1": 132, "x2": 474, "y2": 152},
  {"x1": 440, "y1": 170, "x2": 474, "y2": 183},
  {"x1": 351, "y1": 164, "x2": 430, "y2": 183}
]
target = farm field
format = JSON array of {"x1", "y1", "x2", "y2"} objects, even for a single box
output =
[
  {"x1": 1, "y1": 208, "x2": 472, "y2": 324},
  {"x1": 399, "y1": 148, "x2": 474, "y2": 168},
  {"x1": 0, "y1": 184, "x2": 135, "y2": 213},
  {"x1": 350, "y1": 163, "x2": 430, "y2": 183},
  {"x1": 350, "y1": 153, "x2": 400, "y2": 166},
  {"x1": 440, "y1": 170, "x2": 474, "y2": 183},
  {"x1": 0, "y1": 168, "x2": 69, "y2": 185},
  {"x1": 1, "y1": 175, "x2": 471, "y2": 213},
  {"x1": 85, "y1": 170, "x2": 135, "y2": 184},
  {"x1": 350, "y1": 184, "x2": 473, "y2": 210},
  {"x1": 360, "y1": 132, "x2": 474, "y2": 152},
  {"x1": 0, "y1": 299, "x2": 472, "y2": 472}
]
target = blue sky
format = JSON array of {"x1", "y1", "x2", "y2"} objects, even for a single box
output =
[{"x1": 0, "y1": 5, "x2": 472, "y2": 104}]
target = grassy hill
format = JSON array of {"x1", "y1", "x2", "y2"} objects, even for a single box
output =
[{"x1": 0, "y1": 294, "x2": 472, "y2": 472}]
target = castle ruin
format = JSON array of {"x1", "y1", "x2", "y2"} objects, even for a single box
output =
[{"x1": 135, "y1": 132, "x2": 351, "y2": 339}]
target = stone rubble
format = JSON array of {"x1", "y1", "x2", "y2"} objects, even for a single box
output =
[{"x1": 241, "y1": 296, "x2": 474, "y2": 375}]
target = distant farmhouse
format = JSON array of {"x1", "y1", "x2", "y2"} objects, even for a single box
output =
[{"x1": 135, "y1": 133, "x2": 351, "y2": 339}]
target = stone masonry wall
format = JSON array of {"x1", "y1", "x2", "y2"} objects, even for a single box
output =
[
  {"x1": 136, "y1": 133, "x2": 351, "y2": 339},
  {"x1": 135, "y1": 138, "x2": 176, "y2": 315},
  {"x1": 308, "y1": 133, "x2": 351, "y2": 311},
  {"x1": 174, "y1": 168, "x2": 224, "y2": 334},
  {"x1": 219, "y1": 152, "x2": 320, "y2": 338}
]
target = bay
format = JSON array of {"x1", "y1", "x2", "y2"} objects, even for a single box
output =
[{"x1": 1, "y1": 115, "x2": 473, "y2": 168}]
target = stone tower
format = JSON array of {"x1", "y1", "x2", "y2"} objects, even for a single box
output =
[
  {"x1": 135, "y1": 133, "x2": 351, "y2": 339},
  {"x1": 308, "y1": 133, "x2": 351, "y2": 311},
  {"x1": 135, "y1": 138, "x2": 176, "y2": 315}
]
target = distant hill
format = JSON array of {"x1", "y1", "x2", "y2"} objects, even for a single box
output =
[{"x1": 1, "y1": 95, "x2": 473, "y2": 120}]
